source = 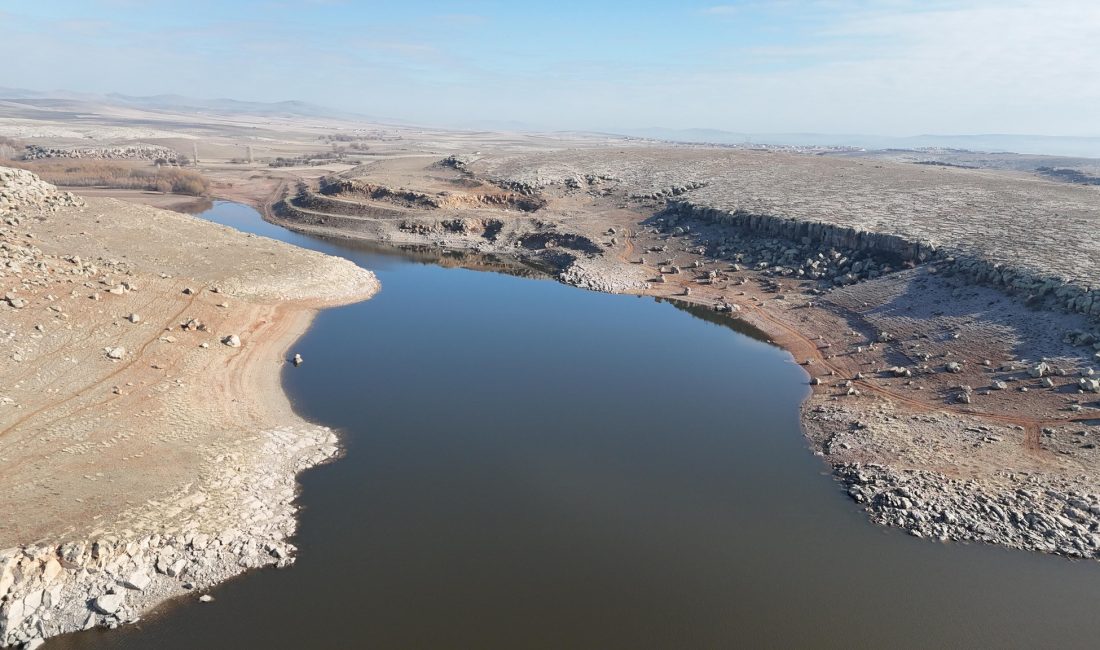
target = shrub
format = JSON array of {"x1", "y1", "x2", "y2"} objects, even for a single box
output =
[
  {"x1": 0, "y1": 136, "x2": 23, "y2": 160},
  {"x1": 4, "y1": 160, "x2": 210, "y2": 196}
]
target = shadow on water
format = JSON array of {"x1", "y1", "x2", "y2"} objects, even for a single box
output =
[
  {"x1": 52, "y1": 201, "x2": 1100, "y2": 650},
  {"x1": 659, "y1": 297, "x2": 776, "y2": 346}
]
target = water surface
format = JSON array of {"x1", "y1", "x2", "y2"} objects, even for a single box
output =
[{"x1": 55, "y1": 201, "x2": 1100, "y2": 649}]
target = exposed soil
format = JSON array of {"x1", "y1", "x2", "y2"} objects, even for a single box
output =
[
  {"x1": 0, "y1": 169, "x2": 377, "y2": 647},
  {"x1": 257, "y1": 146, "x2": 1100, "y2": 561},
  {"x1": 4, "y1": 98, "x2": 1100, "y2": 646}
]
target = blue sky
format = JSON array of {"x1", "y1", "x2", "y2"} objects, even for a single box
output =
[{"x1": 1, "y1": 1, "x2": 1097, "y2": 135}]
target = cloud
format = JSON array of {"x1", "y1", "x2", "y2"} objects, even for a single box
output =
[{"x1": 1, "y1": 0, "x2": 1097, "y2": 135}]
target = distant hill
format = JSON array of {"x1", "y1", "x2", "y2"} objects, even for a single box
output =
[
  {"x1": 0, "y1": 87, "x2": 379, "y2": 122},
  {"x1": 2, "y1": 86, "x2": 1097, "y2": 157},
  {"x1": 611, "y1": 127, "x2": 1100, "y2": 158},
  {"x1": 101, "y1": 93, "x2": 374, "y2": 121}
]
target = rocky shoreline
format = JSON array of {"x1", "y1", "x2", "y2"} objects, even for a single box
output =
[
  {"x1": 835, "y1": 461, "x2": 1100, "y2": 557},
  {"x1": 1, "y1": 425, "x2": 338, "y2": 648}
]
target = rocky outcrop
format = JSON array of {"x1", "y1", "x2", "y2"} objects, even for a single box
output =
[
  {"x1": 318, "y1": 176, "x2": 441, "y2": 210},
  {"x1": 838, "y1": 463, "x2": 1100, "y2": 559},
  {"x1": 668, "y1": 199, "x2": 1100, "y2": 335},
  {"x1": 665, "y1": 201, "x2": 937, "y2": 267},
  {"x1": 559, "y1": 257, "x2": 648, "y2": 294},
  {"x1": 942, "y1": 255, "x2": 1100, "y2": 320},
  {"x1": 0, "y1": 168, "x2": 84, "y2": 219}
]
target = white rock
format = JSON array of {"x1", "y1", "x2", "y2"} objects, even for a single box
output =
[
  {"x1": 23, "y1": 588, "x2": 44, "y2": 611},
  {"x1": 166, "y1": 558, "x2": 188, "y2": 577},
  {"x1": 42, "y1": 558, "x2": 62, "y2": 583},
  {"x1": 222, "y1": 335, "x2": 241, "y2": 348},
  {"x1": 122, "y1": 570, "x2": 151, "y2": 591},
  {"x1": 1080, "y1": 378, "x2": 1100, "y2": 393},
  {"x1": 92, "y1": 593, "x2": 124, "y2": 615}
]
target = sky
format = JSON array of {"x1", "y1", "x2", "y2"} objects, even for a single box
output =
[{"x1": 0, "y1": 0, "x2": 1097, "y2": 135}]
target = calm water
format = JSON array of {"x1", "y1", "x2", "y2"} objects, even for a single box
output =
[{"x1": 55, "y1": 201, "x2": 1100, "y2": 649}]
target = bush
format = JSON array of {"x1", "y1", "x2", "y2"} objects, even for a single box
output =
[
  {"x1": 5, "y1": 160, "x2": 210, "y2": 196},
  {"x1": 0, "y1": 136, "x2": 23, "y2": 160}
]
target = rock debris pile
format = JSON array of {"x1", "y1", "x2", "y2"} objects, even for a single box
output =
[
  {"x1": 838, "y1": 463, "x2": 1100, "y2": 558},
  {"x1": 0, "y1": 168, "x2": 84, "y2": 220},
  {"x1": 20, "y1": 145, "x2": 181, "y2": 162}
]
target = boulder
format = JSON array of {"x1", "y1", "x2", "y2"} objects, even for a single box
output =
[
  {"x1": 1080, "y1": 378, "x2": 1100, "y2": 393},
  {"x1": 122, "y1": 570, "x2": 151, "y2": 591},
  {"x1": 92, "y1": 593, "x2": 125, "y2": 615},
  {"x1": 166, "y1": 558, "x2": 188, "y2": 577}
]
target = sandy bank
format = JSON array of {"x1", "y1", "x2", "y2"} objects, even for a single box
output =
[{"x1": 0, "y1": 169, "x2": 378, "y2": 647}]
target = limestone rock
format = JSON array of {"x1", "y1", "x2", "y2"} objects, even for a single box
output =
[
  {"x1": 92, "y1": 593, "x2": 124, "y2": 615},
  {"x1": 122, "y1": 570, "x2": 151, "y2": 591}
]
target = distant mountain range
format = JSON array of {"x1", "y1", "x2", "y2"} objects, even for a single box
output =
[
  {"x1": 0, "y1": 86, "x2": 377, "y2": 122},
  {"x1": 609, "y1": 127, "x2": 1100, "y2": 159},
  {"x1": 1, "y1": 86, "x2": 1097, "y2": 158}
]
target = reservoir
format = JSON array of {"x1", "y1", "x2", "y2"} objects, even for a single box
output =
[{"x1": 55, "y1": 201, "x2": 1100, "y2": 649}]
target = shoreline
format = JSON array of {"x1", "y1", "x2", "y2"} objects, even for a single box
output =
[
  {"x1": 0, "y1": 173, "x2": 379, "y2": 648},
  {"x1": 7, "y1": 157, "x2": 1096, "y2": 643},
  {"x1": 257, "y1": 175, "x2": 1100, "y2": 563}
]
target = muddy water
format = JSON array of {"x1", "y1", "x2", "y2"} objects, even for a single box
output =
[{"x1": 55, "y1": 202, "x2": 1100, "y2": 649}]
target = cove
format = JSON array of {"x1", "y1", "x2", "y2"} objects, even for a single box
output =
[{"x1": 54, "y1": 201, "x2": 1100, "y2": 649}]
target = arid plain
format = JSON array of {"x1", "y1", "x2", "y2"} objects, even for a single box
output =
[{"x1": 2, "y1": 95, "x2": 1100, "y2": 646}]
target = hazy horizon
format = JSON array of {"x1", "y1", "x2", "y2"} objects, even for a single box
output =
[{"x1": 1, "y1": 0, "x2": 1098, "y2": 137}]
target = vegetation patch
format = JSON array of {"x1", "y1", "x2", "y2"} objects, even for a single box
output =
[{"x1": 5, "y1": 160, "x2": 209, "y2": 196}]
